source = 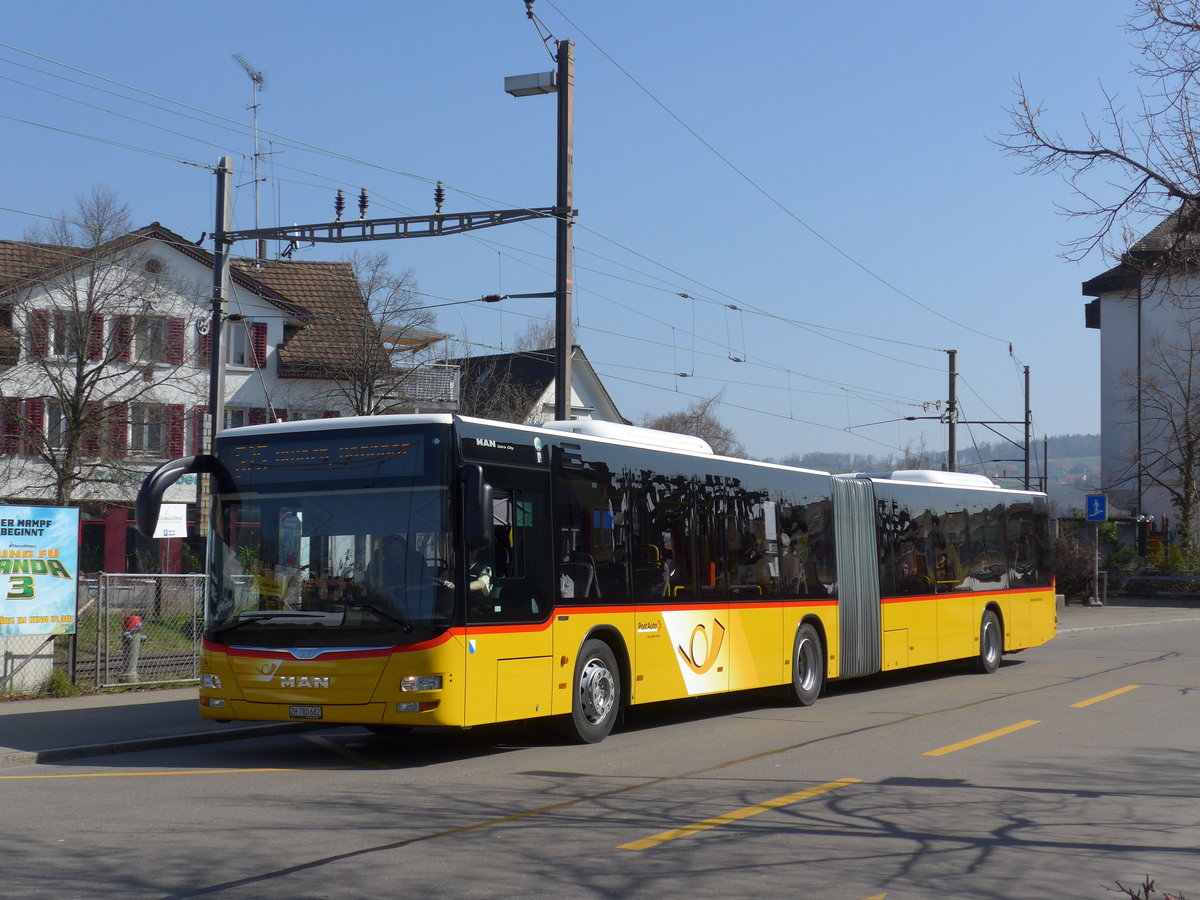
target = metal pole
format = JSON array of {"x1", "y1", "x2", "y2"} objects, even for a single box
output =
[
  {"x1": 946, "y1": 349, "x2": 957, "y2": 472},
  {"x1": 554, "y1": 39, "x2": 575, "y2": 422},
  {"x1": 1024, "y1": 365, "x2": 1031, "y2": 490},
  {"x1": 209, "y1": 158, "x2": 233, "y2": 453}
]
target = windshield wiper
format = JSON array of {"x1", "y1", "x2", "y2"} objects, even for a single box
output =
[
  {"x1": 211, "y1": 611, "x2": 328, "y2": 638},
  {"x1": 326, "y1": 599, "x2": 413, "y2": 633}
]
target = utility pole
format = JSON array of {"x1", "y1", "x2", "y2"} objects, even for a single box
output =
[
  {"x1": 1024, "y1": 365, "x2": 1031, "y2": 489},
  {"x1": 553, "y1": 38, "x2": 575, "y2": 422},
  {"x1": 209, "y1": 157, "x2": 233, "y2": 453},
  {"x1": 946, "y1": 349, "x2": 957, "y2": 472}
]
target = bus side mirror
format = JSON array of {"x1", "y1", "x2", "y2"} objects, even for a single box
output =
[
  {"x1": 463, "y1": 463, "x2": 493, "y2": 550},
  {"x1": 135, "y1": 455, "x2": 232, "y2": 538}
]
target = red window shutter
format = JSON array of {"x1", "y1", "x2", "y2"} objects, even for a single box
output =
[
  {"x1": 87, "y1": 314, "x2": 105, "y2": 361},
  {"x1": 22, "y1": 398, "x2": 44, "y2": 456},
  {"x1": 249, "y1": 407, "x2": 267, "y2": 426},
  {"x1": 322, "y1": 410, "x2": 341, "y2": 418},
  {"x1": 250, "y1": 322, "x2": 268, "y2": 369},
  {"x1": 107, "y1": 402, "x2": 128, "y2": 458},
  {"x1": 197, "y1": 328, "x2": 211, "y2": 368},
  {"x1": 166, "y1": 404, "x2": 185, "y2": 458},
  {"x1": 273, "y1": 408, "x2": 288, "y2": 422},
  {"x1": 82, "y1": 400, "x2": 103, "y2": 457},
  {"x1": 192, "y1": 405, "x2": 207, "y2": 453},
  {"x1": 114, "y1": 316, "x2": 132, "y2": 362},
  {"x1": 166, "y1": 318, "x2": 185, "y2": 365},
  {"x1": 29, "y1": 310, "x2": 50, "y2": 358},
  {"x1": 1, "y1": 397, "x2": 22, "y2": 455}
]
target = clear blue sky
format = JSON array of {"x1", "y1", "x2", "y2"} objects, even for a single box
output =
[{"x1": 1, "y1": 1, "x2": 1143, "y2": 466}]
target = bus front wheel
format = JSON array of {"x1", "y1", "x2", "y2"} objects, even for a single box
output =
[
  {"x1": 788, "y1": 623, "x2": 824, "y2": 706},
  {"x1": 564, "y1": 639, "x2": 620, "y2": 743},
  {"x1": 976, "y1": 609, "x2": 1002, "y2": 674}
]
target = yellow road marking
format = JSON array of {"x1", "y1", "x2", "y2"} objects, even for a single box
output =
[
  {"x1": 618, "y1": 777, "x2": 860, "y2": 851},
  {"x1": 1071, "y1": 685, "x2": 1140, "y2": 708},
  {"x1": 304, "y1": 734, "x2": 385, "y2": 767},
  {"x1": 923, "y1": 720, "x2": 1039, "y2": 757}
]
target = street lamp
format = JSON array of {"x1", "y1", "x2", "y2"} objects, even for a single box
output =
[{"x1": 505, "y1": 39, "x2": 575, "y2": 422}]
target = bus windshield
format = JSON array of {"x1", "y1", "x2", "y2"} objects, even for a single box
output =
[{"x1": 207, "y1": 424, "x2": 455, "y2": 644}]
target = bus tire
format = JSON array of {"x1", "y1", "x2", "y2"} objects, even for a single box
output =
[
  {"x1": 977, "y1": 609, "x2": 1002, "y2": 674},
  {"x1": 788, "y1": 623, "x2": 824, "y2": 706},
  {"x1": 564, "y1": 639, "x2": 620, "y2": 743}
]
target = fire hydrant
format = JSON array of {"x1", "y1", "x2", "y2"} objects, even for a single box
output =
[{"x1": 121, "y1": 616, "x2": 145, "y2": 683}]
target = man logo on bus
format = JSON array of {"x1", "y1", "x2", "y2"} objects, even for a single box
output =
[{"x1": 677, "y1": 619, "x2": 725, "y2": 675}]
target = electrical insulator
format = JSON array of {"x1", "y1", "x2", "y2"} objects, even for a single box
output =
[
  {"x1": 334, "y1": 189, "x2": 345, "y2": 222},
  {"x1": 358, "y1": 188, "x2": 369, "y2": 219},
  {"x1": 434, "y1": 181, "x2": 445, "y2": 215}
]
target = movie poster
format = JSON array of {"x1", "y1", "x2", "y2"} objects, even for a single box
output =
[{"x1": 0, "y1": 505, "x2": 80, "y2": 636}]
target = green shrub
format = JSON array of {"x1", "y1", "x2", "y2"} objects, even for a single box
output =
[{"x1": 43, "y1": 667, "x2": 85, "y2": 698}]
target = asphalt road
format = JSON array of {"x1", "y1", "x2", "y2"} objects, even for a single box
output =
[{"x1": 2, "y1": 607, "x2": 1198, "y2": 899}]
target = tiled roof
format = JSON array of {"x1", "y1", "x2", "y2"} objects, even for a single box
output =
[
  {"x1": 1084, "y1": 202, "x2": 1200, "y2": 294},
  {"x1": 444, "y1": 347, "x2": 557, "y2": 397},
  {"x1": 233, "y1": 257, "x2": 391, "y2": 378},
  {"x1": 0, "y1": 241, "x2": 83, "y2": 297}
]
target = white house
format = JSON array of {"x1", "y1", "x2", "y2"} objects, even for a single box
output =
[
  {"x1": 1082, "y1": 206, "x2": 1200, "y2": 544},
  {"x1": 0, "y1": 223, "x2": 440, "y2": 574}
]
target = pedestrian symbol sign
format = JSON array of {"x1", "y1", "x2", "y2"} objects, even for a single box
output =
[{"x1": 1085, "y1": 494, "x2": 1107, "y2": 522}]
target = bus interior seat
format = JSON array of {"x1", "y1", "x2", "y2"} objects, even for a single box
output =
[{"x1": 561, "y1": 552, "x2": 600, "y2": 599}]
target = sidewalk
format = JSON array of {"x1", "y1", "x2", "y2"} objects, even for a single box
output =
[
  {"x1": 0, "y1": 686, "x2": 319, "y2": 769},
  {"x1": 3, "y1": 604, "x2": 1199, "y2": 768}
]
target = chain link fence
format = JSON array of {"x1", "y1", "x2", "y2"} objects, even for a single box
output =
[{"x1": 66, "y1": 574, "x2": 204, "y2": 689}]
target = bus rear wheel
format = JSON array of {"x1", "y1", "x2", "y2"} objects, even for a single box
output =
[
  {"x1": 976, "y1": 609, "x2": 1002, "y2": 674},
  {"x1": 563, "y1": 639, "x2": 620, "y2": 743},
  {"x1": 788, "y1": 623, "x2": 824, "y2": 706}
]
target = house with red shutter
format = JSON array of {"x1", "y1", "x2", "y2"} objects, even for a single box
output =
[{"x1": 0, "y1": 223, "x2": 444, "y2": 574}]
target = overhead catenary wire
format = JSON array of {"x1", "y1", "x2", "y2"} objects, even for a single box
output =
[{"x1": 0, "y1": 40, "x2": 1014, "y2": 456}]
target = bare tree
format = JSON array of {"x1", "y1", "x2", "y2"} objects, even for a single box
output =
[
  {"x1": 511, "y1": 317, "x2": 555, "y2": 352},
  {"x1": 1, "y1": 188, "x2": 198, "y2": 504},
  {"x1": 452, "y1": 343, "x2": 544, "y2": 424},
  {"x1": 1000, "y1": 1, "x2": 1200, "y2": 266},
  {"x1": 1122, "y1": 311, "x2": 1200, "y2": 558},
  {"x1": 642, "y1": 394, "x2": 746, "y2": 458},
  {"x1": 293, "y1": 250, "x2": 439, "y2": 416}
]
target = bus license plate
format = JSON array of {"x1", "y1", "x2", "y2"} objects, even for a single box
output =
[{"x1": 289, "y1": 706, "x2": 323, "y2": 719}]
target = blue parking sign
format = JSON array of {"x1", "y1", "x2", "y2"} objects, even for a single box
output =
[{"x1": 1085, "y1": 494, "x2": 1107, "y2": 522}]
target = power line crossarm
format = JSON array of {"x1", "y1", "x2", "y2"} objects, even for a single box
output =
[{"x1": 224, "y1": 207, "x2": 561, "y2": 244}]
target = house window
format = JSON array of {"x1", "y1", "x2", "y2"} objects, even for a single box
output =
[
  {"x1": 51, "y1": 314, "x2": 78, "y2": 358},
  {"x1": 136, "y1": 316, "x2": 168, "y2": 362},
  {"x1": 225, "y1": 407, "x2": 249, "y2": 430},
  {"x1": 46, "y1": 401, "x2": 70, "y2": 450},
  {"x1": 226, "y1": 321, "x2": 267, "y2": 368},
  {"x1": 129, "y1": 403, "x2": 166, "y2": 455}
]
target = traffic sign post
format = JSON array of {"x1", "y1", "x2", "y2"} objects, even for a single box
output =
[
  {"x1": 1085, "y1": 494, "x2": 1108, "y2": 522},
  {"x1": 1084, "y1": 494, "x2": 1107, "y2": 605}
]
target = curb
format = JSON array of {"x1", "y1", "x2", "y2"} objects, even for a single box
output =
[{"x1": 0, "y1": 721, "x2": 328, "y2": 770}]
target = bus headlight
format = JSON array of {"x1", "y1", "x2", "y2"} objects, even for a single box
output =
[
  {"x1": 400, "y1": 675, "x2": 442, "y2": 692},
  {"x1": 202, "y1": 674, "x2": 222, "y2": 689}
]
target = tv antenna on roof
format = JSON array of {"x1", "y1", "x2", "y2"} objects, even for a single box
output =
[{"x1": 232, "y1": 54, "x2": 268, "y2": 260}]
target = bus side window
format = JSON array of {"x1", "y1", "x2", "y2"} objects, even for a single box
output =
[{"x1": 472, "y1": 468, "x2": 552, "y2": 623}]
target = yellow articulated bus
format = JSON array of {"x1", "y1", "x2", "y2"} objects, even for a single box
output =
[{"x1": 136, "y1": 414, "x2": 1055, "y2": 743}]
